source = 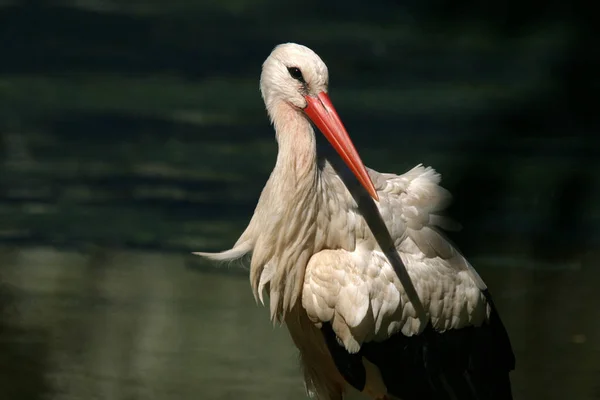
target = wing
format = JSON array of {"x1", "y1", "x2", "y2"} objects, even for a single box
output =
[
  {"x1": 372, "y1": 164, "x2": 488, "y2": 292},
  {"x1": 302, "y1": 165, "x2": 515, "y2": 400}
]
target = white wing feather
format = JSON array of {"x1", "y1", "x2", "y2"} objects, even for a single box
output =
[{"x1": 302, "y1": 164, "x2": 490, "y2": 352}]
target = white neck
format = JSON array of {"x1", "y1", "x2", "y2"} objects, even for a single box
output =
[
  {"x1": 244, "y1": 101, "x2": 322, "y2": 321},
  {"x1": 271, "y1": 102, "x2": 318, "y2": 185}
]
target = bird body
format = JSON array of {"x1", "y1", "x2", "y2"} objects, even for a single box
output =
[{"x1": 196, "y1": 43, "x2": 514, "y2": 400}]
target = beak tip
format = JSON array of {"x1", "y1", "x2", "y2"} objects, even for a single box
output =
[{"x1": 369, "y1": 187, "x2": 379, "y2": 202}]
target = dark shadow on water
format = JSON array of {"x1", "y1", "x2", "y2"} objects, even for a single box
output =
[
  {"x1": 426, "y1": 0, "x2": 600, "y2": 265},
  {"x1": 0, "y1": 274, "x2": 52, "y2": 400},
  {"x1": 0, "y1": 2, "x2": 269, "y2": 78}
]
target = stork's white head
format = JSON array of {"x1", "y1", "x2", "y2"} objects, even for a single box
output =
[
  {"x1": 259, "y1": 43, "x2": 378, "y2": 201},
  {"x1": 260, "y1": 43, "x2": 329, "y2": 111}
]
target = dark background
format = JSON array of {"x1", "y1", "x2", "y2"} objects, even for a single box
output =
[{"x1": 1, "y1": 0, "x2": 599, "y2": 399}]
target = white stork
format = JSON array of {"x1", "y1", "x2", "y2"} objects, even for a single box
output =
[{"x1": 195, "y1": 43, "x2": 515, "y2": 400}]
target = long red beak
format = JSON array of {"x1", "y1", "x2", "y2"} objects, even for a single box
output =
[{"x1": 304, "y1": 92, "x2": 379, "y2": 201}]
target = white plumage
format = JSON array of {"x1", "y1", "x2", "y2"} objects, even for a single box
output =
[
  {"x1": 303, "y1": 164, "x2": 489, "y2": 345},
  {"x1": 196, "y1": 43, "x2": 514, "y2": 400}
]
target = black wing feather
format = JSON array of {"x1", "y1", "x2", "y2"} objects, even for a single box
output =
[{"x1": 321, "y1": 289, "x2": 515, "y2": 400}]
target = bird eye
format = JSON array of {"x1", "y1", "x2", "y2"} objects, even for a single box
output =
[{"x1": 287, "y1": 67, "x2": 305, "y2": 83}]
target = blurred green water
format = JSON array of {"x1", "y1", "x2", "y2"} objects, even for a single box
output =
[
  {"x1": 1, "y1": 2, "x2": 598, "y2": 255},
  {"x1": 1, "y1": 247, "x2": 599, "y2": 400},
  {"x1": 1, "y1": 2, "x2": 599, "y2": 399}
]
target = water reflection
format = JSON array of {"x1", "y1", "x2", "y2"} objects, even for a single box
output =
[
  {"x1": 1, "y1": 248, "x2": 304, "y2": 400},
  {"x1": 1, "y1": 246, "x2": 599, "y2": 399},
  {"x1": 0, "y1": 262, "x2": 51, "y2": 400}
]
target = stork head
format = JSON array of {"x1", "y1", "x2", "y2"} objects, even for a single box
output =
[
  {"x1": 260, "y1": 43, "x2": 378, "y2": 200},
  {"x1": 260, "y1": 43, "x2": 329, "y2": 111}
]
